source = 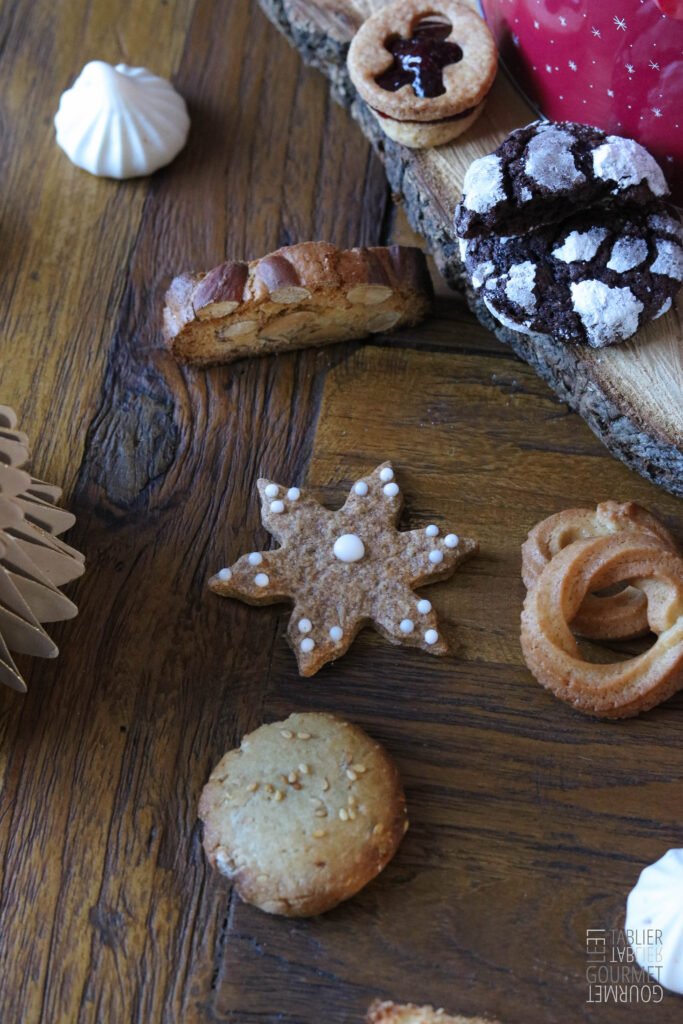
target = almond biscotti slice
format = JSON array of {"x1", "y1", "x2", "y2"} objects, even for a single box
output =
[
  {"x1": 163, "y1": 241, "x2": 432, "y2": 366},
  {"x1": 367, "y1": 1001, "x2": 502, "y2": 1024}
]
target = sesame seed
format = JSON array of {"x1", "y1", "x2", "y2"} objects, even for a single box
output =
[
  {"x1": 274, "y1": 790, "x2": 285, "y2": 802},
  {"x1": 313, "y1": 829, "x2": 327, "y2": 839},
  {"x1": 297, "y1": 732, "x2": 311, "y2": 740},
  {"x1": 315, "y1": 808, "x2": 327, "y2": 817},
  {"x1": 322, "y1": 778, "x2": 330, "y2": 792},
  {"x1": 280, "y1": 730, "x2": 293, "y2": 739},
  {"x1": 288, "y1": 771, "x2": 298, "y2": 784},
  {"x1": 339, "y1": 808, "x2": 349, "y2": 821},
  {"x1": 351, "y1": 763, "x2": 367, "y2": 773},
  {"x1": 346, "y1": 769, "x2": 358, "y2": 781},
  {"x1": 299, "y1": 763, "x2": 310, "y2": 774},
  {"x1": 373, "y1": 824, "x2": 384, "y2": 835},
  {"x1": 264, "y1": 784, "x2": 274, "y2": 794},
  {"x1": 246, "y1": 782, "x2": 259, "y2": 793},
  {"x1": 348, "y1": 808, "x2": 356, "y2": 820},
  {"x1": 348, "y1": 795, "x2": 357, "y2": 806}
]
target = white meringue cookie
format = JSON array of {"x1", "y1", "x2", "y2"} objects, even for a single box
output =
[
  {"x1": 625, "y1": 848, "x2": 683, "y2": 994},
  {"x1": 54, "y1": 61, "x2": 190, "y2": 179}
]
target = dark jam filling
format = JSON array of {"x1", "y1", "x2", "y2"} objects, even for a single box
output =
[
  {"x1": 375, "y1": 104, "x2": 477, "y2": 123},
  {"x1": 375, "y1": 22, "x2": 463, "y2": 99}
]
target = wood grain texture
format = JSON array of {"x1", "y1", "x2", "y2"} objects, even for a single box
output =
[
  {"x1": 1, "y1": 1, "x2": 683, "y2": 1023},
  {"x1": 258, "y1": 0, "x2": 683, "y2": 497}
]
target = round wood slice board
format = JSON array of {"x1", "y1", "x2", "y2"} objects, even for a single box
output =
[{"x1": 258, "y1": 0, "x2": 683, "y2": 498}]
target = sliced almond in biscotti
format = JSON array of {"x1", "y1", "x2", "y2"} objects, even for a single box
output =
[{"x1": 163, "y1": 241, "x2": 432, "y2": 367}]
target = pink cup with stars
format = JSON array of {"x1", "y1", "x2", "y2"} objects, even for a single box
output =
[{"x1": 479, "y1": 0, "x2": 683, "y2": 203}]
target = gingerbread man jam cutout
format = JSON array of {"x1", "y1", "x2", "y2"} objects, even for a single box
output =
[
  {"x1": 209, "y1": 463, "x2": 478, "y2": 676},
  {"x1": 347, "y1": 0, "x2": 497, "y2": 149}
]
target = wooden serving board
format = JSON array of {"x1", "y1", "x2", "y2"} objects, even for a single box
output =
[{"x1": 258, "y1": 0, "x2": 683, "y2": 498}]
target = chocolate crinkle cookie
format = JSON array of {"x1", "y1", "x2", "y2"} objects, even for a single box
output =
[
  {"x1": 460, "y1": 204, "x2": 683, "y2": 346},
  {"x1": 454, "y1": 120, "x2": 683, "y2": 348}
]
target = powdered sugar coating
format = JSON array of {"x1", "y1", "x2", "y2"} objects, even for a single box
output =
[
  {"x1": 654, "y1": 297, "x2": 672, "y2": 319},
  {"x1": 570, "y1": 280, "x2": 644, "y2": 347},
  {"x1": 471, "y1": 260, "x2": 495, "y2": 289},
  {"x1": 462, "y1": 154, "x2": 506, "y2": 213},
  {"x1": 504, "y1": 261, "x2": 537, "y2": 313},
  {"x1": 651, "y1": 240, "x2": 683, "y2": 280},
  {"x1": 649, "y1": 213, "x2": 683, "y2": 244},
  {"x1": 484, "y1": 298, "x2": 533, "y2": 335},
  {"x1": 524, "y1": 127, "x2": 585, "y2": 191},
  {"x1": 592, "y1": 137, "x2": 668, "y2": 197},
  {"x1": 606, "y1": 238, "x2": 648, "y2": 273},
  {"x1": 552, "y1": 228, "x2": 608, "y2": 264}
]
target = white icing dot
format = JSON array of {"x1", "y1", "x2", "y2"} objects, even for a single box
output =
[
  {"x1": 300, "y1": 638, "x2": 315, "y2": 654},
  {"x1": 592, "y1": 137, "x2": 668, "y2": 196},
  {"x1": 298, "y1": 618, "x2": 312, "y2": 634},
  {"x1": 248, "y1": 552, "x2": 263, "y2": 566},
  {"x1": 462, "y1": 154, "x2": 506, "y2": 213},
  {"x1": 270, "y1": 500, "x2": 285, "y2": 514},
  {"x1": 424, "y1": 629, "x2": 439, "y2": 645},
  {"x1": 254, "y1": 573, "x2": 269, "y2": 587},
  {"x1": 399, "y1": 619, "x2": 414, "y2": 634},
  {"x1": 417, "y1": 599, "x2": 432, "y2": 614},
  {"x1": 429, "y1": 550, "x2": 444, "y2": 565},
  {"x1": 425, "y1": 525, "x2": 439, "y2": 537},
  {"x1": 606, "y1": 237, "x2": 648, "y2": 272},
  {"x1": 333, "y1": 534, "x2": 365, "y2": 563},
  {"x1": 264, "y1": 483, "x2": 279, "y2": 498},
  {"x1": 379, "y1": 467, "x2": 394, "y2": 482},
  {"x1": 287, "y1": 487, "x2": 301, "y2": 501},
  {"x1": 524, "y1": 127, "x2": 585, "y2": 191},
  {"x1": 217, "y1": 568, "x2": 232, "y2": 581},
  {"x1": 353, "y1": 481, "x2": 369, "y2": 496},
  {"x1": 651, "y1": 240, "x2": 683, "y2": 280},
  {"x1": 504, "y1": 261, "x2": 537, "y2": 313},
  {"x1": 654, "y1": 297, "x2": 672, "y2": 319},
  {"x1": 383, "y1": 482, "x2": 399, "y2": 497},
  {"x1": 552, "y1": 228, "x2": 608, "y2": 264},
  {"x1": 329, "y1": 625, "x2": 343, "y2": 642},
  {"x1": 570, "y1": 280, "x2": 644, "y2": 347},
  {"x1": 444, "y1": 534, "x2": 459, "y2": 548}
]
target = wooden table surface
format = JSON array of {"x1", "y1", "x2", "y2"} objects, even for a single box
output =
[{"x1": 1, "y1": 2, "x2": 682, "y2": 1022}]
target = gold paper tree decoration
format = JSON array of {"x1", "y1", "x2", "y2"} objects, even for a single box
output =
[{"x1": 0, "y1": 405, "x2": 85, "y2": 692}]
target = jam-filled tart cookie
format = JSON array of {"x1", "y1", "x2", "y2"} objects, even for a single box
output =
[{"x1": 347, "y1": 0, "x2": 497, "y2": 149}]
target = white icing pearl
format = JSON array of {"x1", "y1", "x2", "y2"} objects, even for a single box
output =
[
  {"x1": 444, "y1": 534, "x2": 459, "y2": 548},
  {"x1": 287, "y1": 487, "x2": 301, "y2": 501},
  {"x1": 379, "y1": 467, "x2": 394, "y2": 482},
  {"x1": 264, "y1": 483, "x2": 279, "y2": 498},
  {"x1": 254, "y1": 573, "x2": 269, "y2": 587},
  {"x1": 399, "y1": 619, "x2": 414, "y2": 634},
  {"x1": 248, "y1": 552, "x2": 263, "y2": 566},
  {"x1": 217, "y1": 568, "x2": 232, "y2": 581},
  {"x1": 383, "y1": 482, "x2": 399, "y2": 497},
  {"x1": 298, "y1": 618, "x2": 312, "y2": 634},
  {"x1": 353, "y1": 481, "x2": 368, "y2": 496},
  {"x1": 429, "y1": 550, "x2": 444, "y2": 565},
  {"x1": 329, "y1": 625, "x2": 343, "y2": 642},
  {"x1": 333, "y1": 534, "x2": 365, "y2": 563},
  {"x1": 417, "y1": 599, "x2": 432, "y2": 614},
  {"x1": 270, "y1": 500, "x2": 285, "y2": 514},
  {"x1": 424, "y1": 629, "x2": 439, "y2": 645},
  {"x1": 300, "y1": 637, "x2": 315, "y2": 654},
  {"x1": 425, "y1": 524, "x2": 439, "y2": 538}
]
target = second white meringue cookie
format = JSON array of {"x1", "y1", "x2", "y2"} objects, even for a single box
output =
[
  {"x1": 54, "y1": 61, "x2": 190, "y2": 179},
  {"x1": 626, "y1": 848, "x2": 683, "y2": 995}
]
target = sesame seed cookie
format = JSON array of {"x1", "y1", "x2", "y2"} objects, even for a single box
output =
[
  {"x1": 198, "y1": 712, "x2": 408, "y2": 917},
  {"x1": 368, "y1": 1002, "x2": 503, "y2": 1024},
  {"x1": 347, "y1": 0, "x2": 497, "y2": 149}
]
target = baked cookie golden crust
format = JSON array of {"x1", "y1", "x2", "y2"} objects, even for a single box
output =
[
  {"x1": 367, "y1": 1000, "x2": 502, "y2": 1024},
  {"x1": 209, "y1": 462, "x2": 478, "y2": 677},
  {"x1": 347, "y1": 0, "x2": 497, "y2": 149},
  {"x1": 163, "y1": 241, "x2": 432, "y2": 366},
  {"x1": 198, "y1": 712, "x2": 408, "y2": 917}
]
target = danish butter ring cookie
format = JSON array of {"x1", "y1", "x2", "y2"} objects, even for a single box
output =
[{"x1": 347, "y1": 0, "x2": 497, "y2": 149}]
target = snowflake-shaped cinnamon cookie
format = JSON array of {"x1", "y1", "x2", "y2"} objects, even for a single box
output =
[{"x1": 209, "y1": 463, "x2": 478, "y2": 676}]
